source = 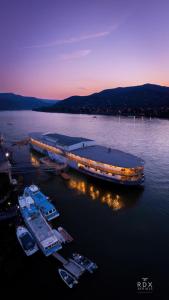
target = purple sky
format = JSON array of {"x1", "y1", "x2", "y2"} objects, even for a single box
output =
[{"x1": 1, "y1": 0, "x2": 169, "y2": 99}]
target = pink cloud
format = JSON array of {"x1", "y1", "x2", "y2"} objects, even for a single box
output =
[{"x1": 25, "y1": 28, "x2": 116, "y2": 49}]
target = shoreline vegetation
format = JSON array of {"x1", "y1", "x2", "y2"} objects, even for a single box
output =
[{"x1": 34, "y1": 107, "x2": 169, "y2": 119}]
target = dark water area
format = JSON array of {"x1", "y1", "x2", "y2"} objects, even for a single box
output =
[{"x1": 0, "y1": 111, "x2": 169, "y2": 299}]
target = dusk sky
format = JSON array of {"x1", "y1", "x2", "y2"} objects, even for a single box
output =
[{"x1": 1, "y1": 0, "x2": 169, "y2": 99}]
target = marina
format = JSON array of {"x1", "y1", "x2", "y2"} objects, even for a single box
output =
[{"x1": 16, "y1": 184, "x2": 97, "y2": 287}]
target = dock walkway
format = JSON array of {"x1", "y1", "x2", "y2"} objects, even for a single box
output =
[{"x1": 52, "y1": 252, "x2": 68, "y2": 264}]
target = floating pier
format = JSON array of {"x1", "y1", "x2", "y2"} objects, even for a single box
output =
[
  {"x1": 53, "y1": 252, "x2": 68, "y2": 264},
  {"x1": 40, "y1": 156, "x2": 67, "y2": 172},
  {"x1": 53, "y1": 252, "x2": 85, "y2": 279},
  {"x1": 58, "y1": 226, "x2": 74, "y2": 243}
]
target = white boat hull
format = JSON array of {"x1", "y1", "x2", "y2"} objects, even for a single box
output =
[{"x1": 16, "y1": 226, "x2": 38, "y2": 256}]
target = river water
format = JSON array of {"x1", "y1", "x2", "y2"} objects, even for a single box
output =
[{"x1": 0, "y1": 111, "x2": 169, "y2": 299}]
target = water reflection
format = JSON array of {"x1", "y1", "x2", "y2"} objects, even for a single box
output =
[
  {"x1": 67, "y1": 175, "x2": 142, "y2": 211},
  {"x1": 30, "y1": 152, "x2": 40, "y2": 167},
  {"x1": 68, "y1": 178, "x2": 124, "y2": 210},
  {"x1": 30, "y1": 150, "x2": 142, "y2": 212}
]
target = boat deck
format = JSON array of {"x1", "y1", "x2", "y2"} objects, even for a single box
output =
[
  {"x1": 53, "y1": 252, "x2": 68, "y2": 264},
  {"x1": 19, "y1": 196, "x2": 61, "y2": 252},
  {"x1": 27, "y1": 213, "x2": 60, "y2": 249}
]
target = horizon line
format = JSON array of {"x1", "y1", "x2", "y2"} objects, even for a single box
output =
[{"x1": 0, "y1": 82, "x2": 168, "y2": 100}]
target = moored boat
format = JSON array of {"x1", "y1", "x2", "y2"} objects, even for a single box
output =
[
  {"x1": 29, "y1": 132, "x2": 144, "y2": 186},
  {"x1": 72, "y1": 253, "x2": 98, "y2": 273},
  {"x1": 16, "y1": 225, "x2": 38, "y2": 256},
  {"x1": 58, "y1": 268, "x2": 78, "y2": 288},
  {"x1": 24, "y1": 184, "x2": 59, "y2": 221},
  {"x1": 18, "y1": 195, "x2": 62, "y2": 256}
]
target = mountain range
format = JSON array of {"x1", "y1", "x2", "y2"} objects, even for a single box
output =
[
  {"x1": 1, "y1": 84, "x2": 169, "y2": 117},
  {"x1": 36, "y1": 84, "x2": 169, "y2": 117},
  {"x1": 0, "y1": 93, "x2": 58, "y2": 110}
]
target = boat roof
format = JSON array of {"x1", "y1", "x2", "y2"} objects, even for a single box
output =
[
  {"x1": 25, "y1": 186, "x2": 56, "y2": 213},
  {"x1": 30, "y1": 132, "x2": 93, "y2": 147},
  {"x1": 43, "y1": 133, "x2": 93, "y2": 146},
  {"x1": 32, "y1": 191, "x2": 55, "y2": 212},
  {"x1": 71, "y1": 145, "x2": 144, "y2": 168}
]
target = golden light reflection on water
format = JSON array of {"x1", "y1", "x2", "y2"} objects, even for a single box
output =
[
  {"x1": 30, "y1": 151, "x2": 136, "y2": 212},
  {"x1": 30, "y1": 153, "x2": 41, "y2": 167},
  {"x1": 68, "y1": 178, "x2": 124, "y2": 211}
]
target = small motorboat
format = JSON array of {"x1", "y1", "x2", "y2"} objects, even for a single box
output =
[
  {"x1": 72, "y1": 253, "x2": 98, "y2": 273},
  {"x1": 16, "y1": 226, "x2": 38, "y2": 256},
  {"x1": 58, "y1": 268, "x2": 78, "y2": 288}
]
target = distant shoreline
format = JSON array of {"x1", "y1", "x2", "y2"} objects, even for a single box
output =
[
  {"x1": 1, "y1": 109, "x2": 169, "y2": 119},
  {"x1": 32, "y1": 108, "x2": 169, "y2": 119}
]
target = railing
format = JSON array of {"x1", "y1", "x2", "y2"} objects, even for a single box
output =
[
  {"x1": 78, "y1": 164, "x2": 143, "y2": 182},
  {"x1": 67, "y1": 153, "x2": 143, "y2": 176},
  {"x1": 30, "y1": 138, "x2": 144, "y2": 177}
]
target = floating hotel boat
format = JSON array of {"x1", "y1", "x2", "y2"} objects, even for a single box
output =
[
  {"x1": 18, "y1": 195, "x2": 62, "y2": 256},
  {"x1": 29, "y1": 132, "x2": 144, "y2": 186},
  {"x1": 16, "y1": 226, "x2": 38, "y2": 256},
  {"x1": 23, "y1": 185, "x2": 59, "y2": 221},
  {"x1": 72, "y1": 253, "x2": 98, "y2": 274},
  {"x1": 58, "y1": 268, "x2": 78, "y2": 288}
]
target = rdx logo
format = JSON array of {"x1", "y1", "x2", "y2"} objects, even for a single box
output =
[{"x1": 137, "y1": 277, "x2": 153, "y2": 293}]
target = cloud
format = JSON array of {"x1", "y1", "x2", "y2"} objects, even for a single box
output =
[
  {"x1": 25, "y1": 26, "x2": 118, "y2": 49},
  {"x1": 60, "y1": 49, "x2": 91, "y2": 60}
]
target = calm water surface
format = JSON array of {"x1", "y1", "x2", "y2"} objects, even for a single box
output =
[{"x1": 1, "y1": 111, "x2": 169, "y2": 299}]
